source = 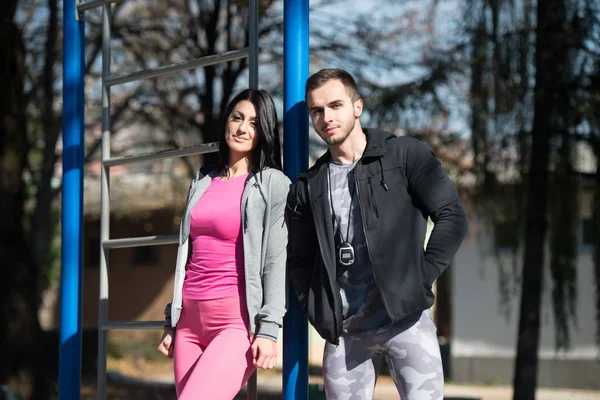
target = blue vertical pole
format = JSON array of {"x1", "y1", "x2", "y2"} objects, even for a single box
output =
[
  {"x1": 59, "y1": 1, "x2": 85, "y2": 399},
  {"x1": 282, "y1": 0, "x2": 309, "y2": 399}
]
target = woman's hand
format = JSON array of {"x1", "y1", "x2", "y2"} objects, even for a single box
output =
[
  {"x1": 250, "y1": 336, "x2": 277, "y2": 370},
  {"x1": 157, "y1": 329, "x2": 175, "y2": 358}
]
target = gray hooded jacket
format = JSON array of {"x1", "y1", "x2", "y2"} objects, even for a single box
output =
[{"x1": 164, "y1": 167, "x2": 290, "y2": 341}]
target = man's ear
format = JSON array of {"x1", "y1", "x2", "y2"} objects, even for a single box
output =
[{"x1": 354, "y1": 98, "x2": 363, "y2": 118}]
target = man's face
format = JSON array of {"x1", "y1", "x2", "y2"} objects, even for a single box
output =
[{"x1": 306, "y1": 79, "x2": 363, "y2": 146}]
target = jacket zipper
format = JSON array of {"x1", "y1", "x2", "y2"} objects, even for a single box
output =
[
  {"x1": 355, "y1": 167, "x2": 393, "y2": 320},
  {"x1": 307, "y1": 178, "x2": 342, "y2": 344},
  {"x1": 367, "y1": 176, "x2": 379, "y2": 218}
]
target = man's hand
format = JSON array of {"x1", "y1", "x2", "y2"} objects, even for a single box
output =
[
  {"x1": 250, "y1": 336, "x2": 277, "y2": 370},
  {"x1": 157, "y1": 329, "x2": 175, "y2": 358}
]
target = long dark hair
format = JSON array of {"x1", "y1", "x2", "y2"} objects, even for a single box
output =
[{"x1": 217, "y1": 89, "x2": 283, "y2": 176}]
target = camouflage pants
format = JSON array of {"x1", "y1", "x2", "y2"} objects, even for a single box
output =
[{"x1": 323, "y1": 310, "x2": 443, "y2": 400}]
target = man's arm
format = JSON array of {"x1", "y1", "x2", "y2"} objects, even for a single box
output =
[
  {"x1": 285, "y1": 180, "x2": 317, "y2": 310},
  {"x1": 405, "y1": 137, "x2": 469, "y2": 285}
]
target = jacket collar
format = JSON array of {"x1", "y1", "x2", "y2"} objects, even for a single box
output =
[
  {"x1": 299, "y1": 128, "x2": 393, "y2": 179},
  {"x1": 362, "y1": 128, "x2": 391, "y2": 157}
]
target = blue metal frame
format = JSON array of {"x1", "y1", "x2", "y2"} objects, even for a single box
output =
[
  {"x1": 59, "y1": 0, "x2": 85, "y2": 399},
  {"x1": 282, "y1": 0, "x2": 310, "y2": 399}
]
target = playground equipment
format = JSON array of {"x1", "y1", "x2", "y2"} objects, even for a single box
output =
[{"x1": 59, "y1": 0, "x2": 309, "y2": 399}]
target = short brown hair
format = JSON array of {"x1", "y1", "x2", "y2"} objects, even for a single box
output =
[{"x1": 305, "y1": 68, "x2": 361, "y2": 102}]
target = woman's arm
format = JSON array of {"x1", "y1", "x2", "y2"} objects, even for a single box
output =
[{"x1": 255, "y1": 175, "x2": 291, "y2": 342}]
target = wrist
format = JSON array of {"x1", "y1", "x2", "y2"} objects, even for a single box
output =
[{"x1": 256, "y1": 320, "x2": 280, "y2": 341}]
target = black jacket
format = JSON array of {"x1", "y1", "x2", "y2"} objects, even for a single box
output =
[{"x1": 285, "y1": 128, "x2": 469, "y2": 344}]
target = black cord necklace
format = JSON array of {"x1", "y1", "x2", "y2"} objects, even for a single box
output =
[{"x1": 328, "y1": 164, "x2": 355, "y2": 267}]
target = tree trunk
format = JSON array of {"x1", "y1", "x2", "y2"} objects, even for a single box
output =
[
  {"x1": 30, "y1": 0, "x2": 59, "y2": 303},
  {"x1": 468, "y1": 0, "x2": 492, "y2": 189},
  {"x1": 512, "y1": 0, "x2": 567, "y2": 398},
  {"x1": 434, "y1": 263, "x2": 452, "y2": 341},
  {"x1": 594, "y1": 144, "x2": 600, "y2": 347},
  {"x1": 0, "y1": 2, "x2": 52, "y2": 398}
]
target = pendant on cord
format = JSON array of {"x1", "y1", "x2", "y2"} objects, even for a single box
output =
[{"x1": 338, "y1": 241, "x2": 355, "y2": 266}]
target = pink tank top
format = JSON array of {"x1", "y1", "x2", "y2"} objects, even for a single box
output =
[{"x1": 182, "y1": 173, "x2": 248, "y2": 300}]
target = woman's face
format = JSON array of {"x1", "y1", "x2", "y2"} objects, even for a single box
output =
[{"x1": 225, "y1": 100, "x2": 259, "y2": 159}]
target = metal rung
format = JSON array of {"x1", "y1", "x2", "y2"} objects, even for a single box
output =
[
  {"x1": 105, "y1": 49, "x2": 249, "y2": 87},
  {"x1": 103, "y1": 234, "x2": 178, "y2": 249},
  {"x1": 104, "y1": 143, "x2": 218, "y2": 167},
  {"x1": 102, "y1": 321, "x2": 163, "y2": 331},
  {"x1": 77, "y1": 0, "x2": 118, "y2": 13}
]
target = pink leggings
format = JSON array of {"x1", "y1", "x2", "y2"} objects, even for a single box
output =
[{"x1": 174, "y1": 296, "x2": 255, "y2": 399}]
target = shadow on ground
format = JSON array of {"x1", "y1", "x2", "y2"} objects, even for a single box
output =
[
  {"x1": 81, "y1": 372, "x2": 481, "y2": 400},
  {"x1": 80, "y1": 372, "x2": 282, "y2": 400},
  {"x1": 444, "y1": 398, "x2": 480, "y2": 400}
]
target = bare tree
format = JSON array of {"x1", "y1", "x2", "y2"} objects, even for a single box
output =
[
  {"x1": 0, "y1": 0, "x2": 52, "y2": 397},
  {"x1": 457, "y1": 0, "x2": 600, "y2": 397}
]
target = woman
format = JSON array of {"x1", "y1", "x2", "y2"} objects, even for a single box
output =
[{"x1": 157, "y1": 89, "x2": 290, "y2": 399}]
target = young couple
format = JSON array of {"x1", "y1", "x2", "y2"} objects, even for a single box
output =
[{"x1": 157, "y1": 68, "x2": 469, "y2": 400}]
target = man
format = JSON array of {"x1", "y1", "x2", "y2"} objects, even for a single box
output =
[{"x1": 286, "y1": 68, "x2": 469, "y2": 400}]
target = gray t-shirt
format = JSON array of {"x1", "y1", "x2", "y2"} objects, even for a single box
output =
[{"x1": 328, "y1": 160, "x2": 393, "y2": 335}]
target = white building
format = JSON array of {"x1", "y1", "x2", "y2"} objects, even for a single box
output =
[{"x1": 451, "y1": 181, "x2": 599, "y2": 389}]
